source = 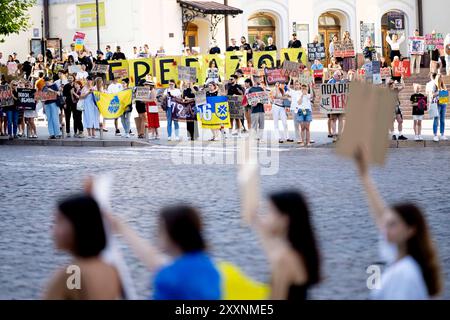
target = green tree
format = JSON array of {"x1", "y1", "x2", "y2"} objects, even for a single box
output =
[{"x1": 0, "y1": 0, "x2": 37, "y2": 43}]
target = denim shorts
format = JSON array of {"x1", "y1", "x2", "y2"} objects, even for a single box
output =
[{"x1": 296, "y1": 109, "x2": 313, "y2": 123}]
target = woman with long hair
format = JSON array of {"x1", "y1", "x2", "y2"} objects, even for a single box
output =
[
  {"x1": 107, "y1": 205, "x2": 221, "y2": 300},
  {"x1": 354, "y1": 148, "x2": 442, "y2": 300},
  {"x1": 342, "y1": 31, "x2": 355, "y2": 71},
  {"x1": 44, "y1": 195, "x2": 123, "y2": 299},
  {"x1": 80, "y1": 76, "x2": 100, "y2": 138},
  {"x1": 433, "y1": 74, "x2": 448, "y2": 141}
]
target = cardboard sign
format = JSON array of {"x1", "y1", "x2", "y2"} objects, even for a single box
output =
[
  {"x1": 181, "y1": 55, "x2": 202, "y2": 84},
  {"x1": 68, "y1": 65, "x2": 82, "y2": 74},
  {"x1": 334, "y1": 42, "x2": 356, "y2": 58},
  {"x1": 92, "y1": 64, "x2": 110, "y2": 74},
  {"x1": 73, "y1": 31, "x2": 86, "y2": 41},
  {"x1": 134, "y1": 86, "x2": 152, "y2": 101},
  {"x1": 297, "y1": 71, "x2": 313, "y2": 85},
  {"x1": 228, "y1": 96, "x2": 244, "y2": 119},
  {"x1": 194, "y1": 91, "x2": 207, "y2": 106},
  {"x1": 17, "y1": 88, "x2": 36, "y2": 110},
  {"x1": 264, "y1": 69, "x2": 287, "y2": 85},
  {"x1": 392, "y1": 60, "x2": 411, "y2": 78},
  {"x1": 178, "y1": 65, "x2": 197, "y2": 83},
  {"x1": 409, "y1": 37, "x2": 425, "y2": 55},
  {"x1": 425, "y1": 33, "x2": 444, "y2": 51},
  {"x1": 388, "y1": 13, "x2": 405, "y2": 30},
  {"x1": 320, "y1": 83, "x2": 350, "y2": 114},
  {"x1": 282, "y1": 60, "x2": 305, "y2": 78},
  {"x1": 337, "y1": 82, "x2": 397, "y2": 166},
  {"x1": 0, "y1": 85, "x2": 14, "y2": 107},
  {"x1": 35, "y1": 90, "x2": 58, "y2": 101},
  {"x1": 247, "y1": 91, "x2": 270, "y2": 106},
  {"x1": 380, "y1": 67, "x2": 392, "y2": 79},
  {"x1": 7, "y1": 62, "x2": 18, "y2": 76},
  {"x1": 307, "y1": 43, "x2": 326, "y2": 62}
]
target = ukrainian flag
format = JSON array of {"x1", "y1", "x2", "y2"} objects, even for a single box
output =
[{"x1": 93, "y1": 89, "x2": 133, "y2": 119}]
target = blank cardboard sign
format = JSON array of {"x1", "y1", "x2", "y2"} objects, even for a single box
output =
[{"x1": 337, "y1": 82, "x2": 397, "y2": 166}]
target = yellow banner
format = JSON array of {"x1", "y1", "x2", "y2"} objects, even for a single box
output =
[
  {"x1": 181, "y1": 55, "x2": 202, "y2": 85},
  {"x1": 93, "y1": 89, "x2": 132, "y2": 119},
  {"x1": 107, "y1": 59, "x2": 129, "y2": 82},
  {"x1": 280, "y1": 48, "x2": 308, "y2": 66},
  {"x1": 77, "y1": 2, "x2": 106, "y2": 28},
  {"x1": 253, "y1": 51, "x2": 277, "y2": 68},
  {"x1": 128, "y1": 58, "x2": 154, "y2": 87},
  {"x1": 225, "y1": 51, "x2": 247, "y2": 80},
  {"x1": 201, "y1": 54, "x2": 225, "y2": 85},
  {"x1": 155, "y1": 56, "x2": 182, "y2": 88}
]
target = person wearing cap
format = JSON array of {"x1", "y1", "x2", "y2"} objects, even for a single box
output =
[
  {"x1": 42, "y1": 77, "x2": 62, "y2": 139},
  {"x1": 288, "y1": 33, "x2": 302, "y2": 49}
]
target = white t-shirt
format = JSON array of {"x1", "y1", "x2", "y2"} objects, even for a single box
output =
[
  {"x1": 68, "y1": 51, "x2": 79, "y2": 62},
  {"x1": 371, "y1": 236, "x2": 429, "y2": 300},
  {"x1": 76, "y1": 71, "x2": 89, "y2": 80},
  {"x1": 164, "y1": 88, "x2": 182, "y2": 98},
  {"x1": 287, "y1": 90, "x2": 312, "y2": 112},
  {"x1": 108, "y1": 82, "x2": 124, "y2": 94}
]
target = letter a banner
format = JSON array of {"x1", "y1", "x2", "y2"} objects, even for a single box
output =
[
  {"x1": 93, "y1": 89, "x2": 133, "y2": 119},
  {"x1": 196, "y1": 96, "x2": 231, "y2": 129}
]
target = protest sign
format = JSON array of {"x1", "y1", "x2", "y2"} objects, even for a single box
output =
[
  {"x1": 307, "y1": 43, "x2": 326, "y2": 62},
  {"x1": 334, "y1": 42, "x2": 356, "y2": 58},
  {"x1": 91, "y1": 64, "x2": 110, "y2": 74},
  {"x1": 372, "y1": 61, "x2": 381, "y2": 84},
  {"x1": 282, "y1": 60, "x2": 304, "y2": 78},
  {"x1": 206, "y1": 68, "x2": 220, "y2": 83},
  {"x1": 360, "y1": 22, "x2": 375, "y2": 49},
  {"x1": 194, "y1": 91, "x2": 207, "y2": 106},
  {"x1": 75, "y1": 38, "x2": 85, "y2": 51},
  {"x1": 178, "y1": 65, "x2": 197, "y2": 83},
  {"x1": 181, "y1": 55, "x2": 202, "y2": 84},
  {"x1": 380, "y1": 67, "x2": 392, "y2": 80},
  {"x1": 247, "y1": 91, "x2": 270, "y2": 106},
  {"x1": 409, "y1": 37, "x2": 425, "y2": 55},
  {"x1": 388, "y1": 12, "x2": 405, "y2": 30},
  {"x1": 392, "y1": 60, "x2": 411, "y2": 78},
  {"x1": 155, "y1": 56, "x2": 181, "y2": 88},
  {"x1": 133, "y1": 87, "x2": 152, "y2": 102},
  {"x1": 320, "y1": 83, "x2": 350, "y2": 114},
  {"x1": 297, "y1": 71, "x2": 313, "y2": 85},
  {"x1": 280, "y1": 48, "x2": 308, "y2": 66},
  {"x1": 17, "y1": 89, "x2": 36, "y2": 110},
  {"x1": 439, "y1": 90, "x2": 449, "y2": 105},
  {"x1": 35, "y1": 90, "x2": 58, "y2": 102},
  {"x1": 225, "y1": 51, "x2": 247, "y2": 80},
  {"x1": 264, "y1": 69, "x2": 287, "y2": 85},
  {"x1": 228, "y1": 96, "x2": 244, "y2": 120},
  {"x1": 425, "y1": 33, "x2": 444, "y2": 51},
  {"x1": 253, "y1": 51, "x2": 277, "y2": 69},
  {"x1": 7, "y1": 62, "x2": 18, "y2": 76},
  {"x1": 0, "y1": 85, "x2": 14, "y2": 107},
  {"x1": 202, "y1": 55, "x2": 225, "y2": 84},
  {"x1": 337, "y1": 82, "x2": 397, "y2": 166},
  {"x1": 68, "y1": 65, "x2": 82, "y2": 74},
  {"x1": 93, "y1": 89, "x2": 133, "y2": 119},
  {"x1": 196, "y1": 96, "x2": 231, "y2": 129},
  {"x1": 169, "y1": 97, "x2": 196, "y2": 122},
  {"x1": 73, "y1": 31, "x2": 86, "y2": 41},
  {"x1": 364, "y1": 62, "x2": 373, "y2": 81}
]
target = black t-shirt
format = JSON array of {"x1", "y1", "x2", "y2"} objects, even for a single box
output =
[
  {"x1": 227, "y1": 83, "x2": 243, "y2": 96},
  {"x1": 183, "y1": 88, "x2": 196, "y2": 99},
  {"x1": 431, "y1": 49, "x2": 440, "y2": 62},
  {"x1": 240, "y1": 43, "x2": 253, "y2": 60},
  {"x1": 63, "y1": 83, "x2": 75, "y2": 106},
  {"x1": 112, "y1": 52, "x2": 126, "y2": 60},
  {"x1": 79, "y1": 56, "x2": 93, "y2": 71},
  {"x1": 410, "y1": 93, "x2": 427, "y2": 115},
  {"x1": 226, "y1": 46, "x2": 240, "y2": 52},
  {"x1": 206, "y1": 91, "x2": 218, "y2": 97},
  {"x1": 265, "y1": 45, "x2": 277, "y2": 51},
  {"x1": 248, "y1": 86, "x2": 265, "y2": 113},
  {"x1": 288, "y1": 40, "x2": 302, "y2": 48},
  {"x1": 209, "y1": 47, "x2": 221, "y2": 54}
]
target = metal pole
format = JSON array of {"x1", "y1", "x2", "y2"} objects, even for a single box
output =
[
  {"x1": 417, "y1": 0, "x2": 423, "y2": 35},
  {"x1": 224, "y1": 0, "x2": 229, "y2": 48},
  {"x1": 96, "y1": 0, "x2": 100, "y2": 51}
]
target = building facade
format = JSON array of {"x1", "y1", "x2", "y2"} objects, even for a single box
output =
[{"x1": 1, "y1": 0, "x2": 449, "y2": 62}]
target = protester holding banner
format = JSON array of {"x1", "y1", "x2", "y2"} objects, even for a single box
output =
[
  {"x1": 107, "y1": 75, "x2": 124, "y2": 136},
  {"x1": 164, "y1": 80, "x2": 182, "y2": 141},
  {"x1": 145, "y1": 81, "x2": 160, "y2": 140},
  {"x1": 386, "y1": 32, "x2": 406, "y2": 61},
  {"x1": 327, "y1": 71, "x2": 346, "y2": 142},
  {"x1": 119, "y1": 78, "x2": 133, "y2": 139},
  {"x1": 134, "y1": 79, "x2": 149, "y2": 139},
  {"x1": 227, "y1": 75, "x2": 244, "y2": 136},
  {"x1": 182, "y1": 82, "x2": 198, "y2": 141},
  {"x1": 271, "y1": 82, "x2": 291, "y2": 144},
  {"x1": 410, "y1": 30, "x2": 424, "y2": 75},
  {"x1": 342, "y1": 32, "x2": 355, "y2": 71},
  {"x1": 265, "y1": 37, "x2": 277, "y2": 52},
  {"x1": 70, "y1": 80, "x2": 84, "y2": 138},
  {"x1": 41, "y1": 77, "x2": 62, "y2": 139},
  {"x1": 205, "y1": 60, "x2": 221, "y2": 85},
  {"x1": 354, "y1": 148, "x2": 442, "y2": 300},
  {"x1": 433, "y1": 74, "x2": 448, "y2": 141},
  {"x1": 240, "y1": 36, "x2": 253, "y2": 62},
  {"x1": 80, "y1": 77, "x2": 99, "y2": 138},
  {"x1": 205, "y1": 82, "x2": 223, "y2": 141},
  {"x1": 23, "y1": 81, "x2": 38, "y2": 139},
  {"x1": 107, "y1": 205, "x2": 221, "y2": 300},
  {"x1": 246, "y1": 79, "x2": 266, "y2": 141},
  {"x1": 288, "y1": 33, "x2": 302, "y2": 49}
]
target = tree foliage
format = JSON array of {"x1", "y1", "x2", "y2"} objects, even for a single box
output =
[{"x1": 0, "y1": 0, "x2": 37, "y2": 42}]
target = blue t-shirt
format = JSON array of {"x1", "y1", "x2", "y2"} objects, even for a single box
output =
[{"x1": 153, "y1": 252, "x2": 221, "y2": 300}]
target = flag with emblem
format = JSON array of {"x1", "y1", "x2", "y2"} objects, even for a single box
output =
[
  {"x1": 196, "y1": 96, "x2": 231, "y2": 129},
  {"x1": 93, "y1": 89, "x2": 133, "y2": 119}
]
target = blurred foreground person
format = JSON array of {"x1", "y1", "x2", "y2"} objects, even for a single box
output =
[
  {"x1": 44, "y1": 195, "x2": 123, "y2": 300},
  {"x1": 108, "y1": 205, "x2": 221, "y2": 300},
  {"x1": 354, "y1": 148, "x2": 442, "y2": 300}
]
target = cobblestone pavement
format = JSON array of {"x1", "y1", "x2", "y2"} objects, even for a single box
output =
[{"x1": 0, "y1": 145, "x2": 449, "y2": 300}]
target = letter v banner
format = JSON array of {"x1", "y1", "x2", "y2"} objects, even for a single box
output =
[
  {"x1": 280, "y1": 48, "x2": 307, "y2": 66},
  {"x1": 93, "y1": 89, "x2": 133, "y2": 119}
]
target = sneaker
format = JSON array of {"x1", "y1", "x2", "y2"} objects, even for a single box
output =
[
  {"x1": 279, "y1": 140, "x2": 284, "y2": 144},
  {"x1": 392, "y1": 135, "x2": 397, "y2": 141},
  {"x1": 440, "y1": 135, "x2": 448, "y2": 141},
  {"x1": 125, "y1": 134, "x2": 130, "y2": 139},
  {"x1": 287, "y1": 139, "x2": 294, "y2": 143},
  {"x1": 66, "y1": 134, "x2": 71, "y2": 138},
  {"x1": 49, "y1": 136, "x2": 56, "y2": 140},
  {"x1": 414, "y1": 135, "x2": 420, "y2": 141},
  {"x1": 433, "y1": 136, "x2": 439, "y2": 142},
  {"x1": 168, "y1": 137, "x2": 172, "y2": 142},
  {"x1": 129, "y1": 130, "x2": 135, "y2": 136},
  {"x1": 8, "y1": 135, "x2": 13, "y2": 141},
  {"x1": 419, "y1": 136, "x2": 424, "y2": 141},
  {"x1": 328, "y1": 134, "x2": 333, "y2": 138},
  {"x1": 398, "y1": 135, "x2": 408, "y2": 141},
  {"x1": 175, "y1": 136, "x2": 180, "y2": 141},
  {"x1": 115, "y1": 129, "x2": 121, "y2": 136}
]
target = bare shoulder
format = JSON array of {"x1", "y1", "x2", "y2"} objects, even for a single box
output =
[{"x1": 43, "y1": 267, "x2": 71, "y2": 300}]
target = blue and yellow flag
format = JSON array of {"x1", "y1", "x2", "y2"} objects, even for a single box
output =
[
  {"x1": 196, "y1": 96, "x2": 231, "y2": 130},
  {"x1": 93, "y1": 89, "x2": 132, "y2": 119}
]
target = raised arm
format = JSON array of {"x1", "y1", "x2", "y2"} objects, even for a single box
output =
[{"x1": 354, "y1": 148, "x2": 388, "y2": 231}]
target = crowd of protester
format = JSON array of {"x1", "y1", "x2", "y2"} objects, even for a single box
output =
[{"x1": 0, "y1": 30, "x2": 449, "y2": 144}]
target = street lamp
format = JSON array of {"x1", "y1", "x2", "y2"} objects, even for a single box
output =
[{"x1": 96, "y1": 0, "x2": 100, "y2": 51}]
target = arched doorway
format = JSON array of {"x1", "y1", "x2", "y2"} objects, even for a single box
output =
[
  {"x1": 381, "y1": 10, "x2": 406, "y2": 64},
  {"x1": 318, "y1": 12, "x2": 341, "y2": 64},
  {"x1": 184, "y1": 22, "x2": 198, "y2": 49},
  {"x1": 248, "y1": 14, "x2": 276, "y2": 47}
]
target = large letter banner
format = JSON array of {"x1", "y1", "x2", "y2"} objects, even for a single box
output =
[
  {"x1": 181, "y1": 55, "x2": 202, "y2": 85},
  {"x1": 280, "y1": 48, "x2": 308, "y2": 66},
  {"x1": 253, "y1": 51, "x2": 277, "y2": 69},
  {"x1": 201, "y1": 54, "x2": 225, "y2": 85},
  {"x1": 196, "y1": 96, "x2": 231, "y2": 129},
  {"x1": 320, "y1": 83, "x2": 350, "y2": 114},
  {"x1": 107, "y1": 59, "x2": 129, "y2": 82},
  {"x1": 168, "y1": 97, "x2": 197, "y2": 122},
  {"x1": 155, "y1": 56, "x2": 181, "y2": 88},
  {"x1": 128, "y1": 58, "x2": 154, "y2": 87},
  {"x1": 225, "y1": 51, "x2": 247, "y2": 80},
  {"x1": 93, "y1": 89, "x2": 133, "y2": 119}
]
